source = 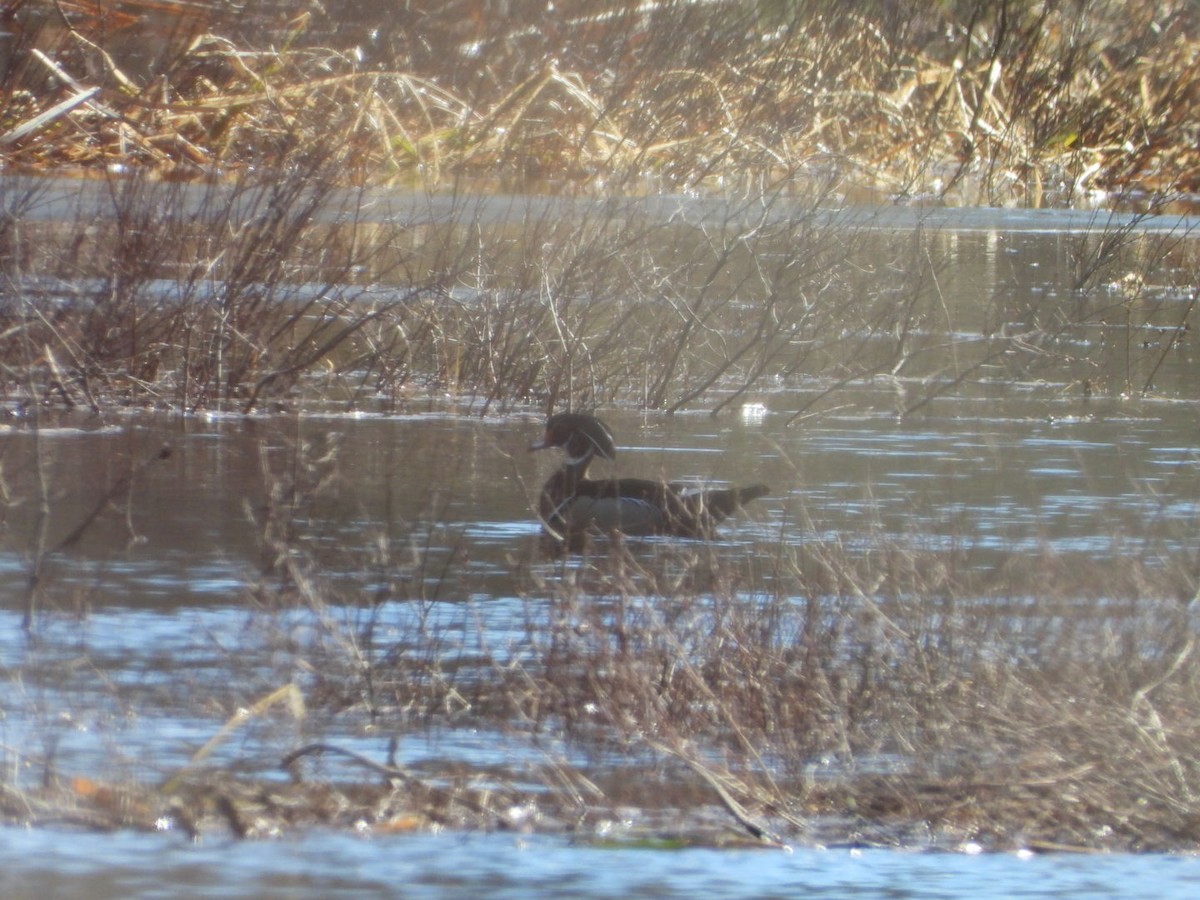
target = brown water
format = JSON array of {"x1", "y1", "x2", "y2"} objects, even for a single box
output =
[{"x1": 2, "y1": 204, "x2": 1200, "y2": 895}]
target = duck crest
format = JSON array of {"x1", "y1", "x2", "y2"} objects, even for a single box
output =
[{"x1": 529, "y1": 412, "x2": 768, "y2": 548}]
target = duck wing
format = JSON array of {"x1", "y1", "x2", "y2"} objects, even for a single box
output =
[
  {"x1": 557, "y1": 479, "x2": 768, "y2": 538},
  {"x1": 554, "y1": 477, "x2": 678, "y2": 535},
  {"x1": 674, "y1": 482, "x2": 770, "y2": 525}
]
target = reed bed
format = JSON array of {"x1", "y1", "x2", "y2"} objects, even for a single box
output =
[
  {"x1": 1, "y1": 0, "x2": 1197, "y2": 199},
  {"x1": 4, "y1": 1, "x2": 1199, "y2": 416}
]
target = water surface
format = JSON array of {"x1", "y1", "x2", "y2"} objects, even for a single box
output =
[
  {"x1": 2, "y1": 828, "x2": 1199, "y2": 900},
  {"x1": 2, "y1": 202, "x2": 1200, "y2": 894}
]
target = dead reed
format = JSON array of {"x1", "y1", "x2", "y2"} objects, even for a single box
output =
[
  {"x1": 161, "y1": 436, "x2": 1200, "y2": 848},
  {"x1": 1, "y1": 0, "x2": 1197, "y2": 199},
  {"x1": 244, "y1": 502, "x2": 1200, "y2": 850},
  {"x1": 5, "y1": 0, "x2": 1199, "y2": 417},
  {"x1": 4, "y1": 162, "x2": 1196, "y2": 417}
]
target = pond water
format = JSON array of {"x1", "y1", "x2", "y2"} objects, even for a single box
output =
[
  {"x1": 2, "y1": 191, "x2": 1200, "y2": 894},
  {"x1": 2, "y1": 827, "x2": 1200, "y2": 900}
]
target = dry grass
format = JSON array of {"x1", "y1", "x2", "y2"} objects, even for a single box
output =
[
  {"x1": 10, "y1": 505, "x2": 1199, "y2": 850},
  {"x1": 4, "y1": 2, "x2": 1199, "y2": 417},
  {"x1": 5, "y1": 164, "x2": 1194, "y2": 417},
  {"x1": 1, "y1": 0, "x2": 1198, "y2": 199}
]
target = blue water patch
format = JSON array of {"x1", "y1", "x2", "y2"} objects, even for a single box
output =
[{"x1": 0, "y1": 828, "x2": 1198, "y2": 899}]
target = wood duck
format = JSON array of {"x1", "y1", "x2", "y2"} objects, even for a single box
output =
[{"x1": 529, "y1": 412, "x2": 768, "y2": 545}]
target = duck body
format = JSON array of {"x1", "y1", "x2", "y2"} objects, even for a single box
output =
[{"x1": 530, "y1": 412, "x2": 768, "y2": 545}]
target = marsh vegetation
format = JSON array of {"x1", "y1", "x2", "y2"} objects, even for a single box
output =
[
  {"x1": 3, "y1": 0, "x2": 1198, "y2": 198},
  {"x1": 2, "y1": 0, "x2": 1200, "y2": 857}
]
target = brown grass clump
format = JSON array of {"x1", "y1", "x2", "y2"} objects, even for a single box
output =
[
  {"x1": 1, "y1": 0, "x2": 1198, "y2": 198},
  {"x1": 474, "y1": 540, "x2": 1200, "y2": 852},
  {"x1": 15, "y1": 529, "x2": 1199, "y2": 851}
]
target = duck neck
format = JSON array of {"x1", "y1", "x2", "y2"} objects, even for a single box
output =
[
  {"x1": 562, "y1": 433, "x2": 600, "y2": 469},
  {"x1": 558, "y1": 452, "x2": 594, "y2": 489}
]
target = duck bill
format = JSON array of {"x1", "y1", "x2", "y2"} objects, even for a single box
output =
[{"x1": 529, "y1": 431, "x2": 552, "y2": 452}]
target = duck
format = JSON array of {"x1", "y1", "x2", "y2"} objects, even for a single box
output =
[{"x1": 529, "y1": 412, "x2": 768, "y2": 545}]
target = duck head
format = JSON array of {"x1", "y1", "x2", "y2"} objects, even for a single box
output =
[{"x1": 529, "y1": 412, "x2": 617, "y2": 466}]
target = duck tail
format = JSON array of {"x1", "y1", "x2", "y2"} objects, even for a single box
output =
[{"x1": 739, "y1": 483, "x2": 770, "y2": 506}]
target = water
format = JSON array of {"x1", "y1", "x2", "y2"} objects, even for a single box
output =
[
  {"x1": 3, "y1": 193, "x2": 1200, "y2": 892},
  {"x1": 3, "y1": 404, "x2": 1199, "y2": 892},
  {"x1": 1, "y1": 828, "x2": 1199, "y2": 899}
]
